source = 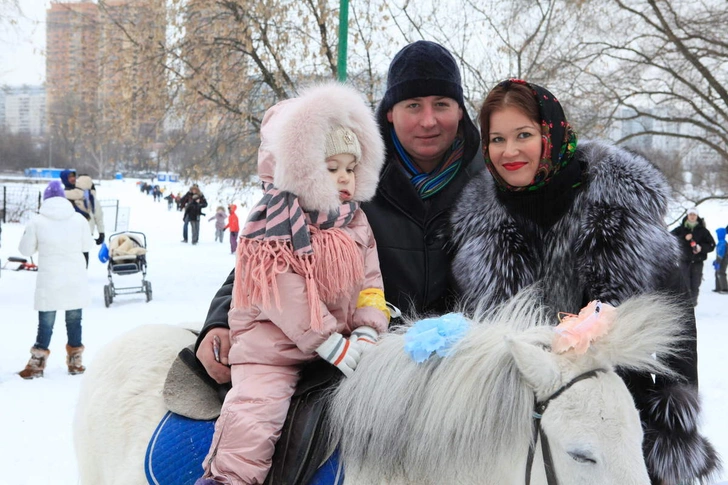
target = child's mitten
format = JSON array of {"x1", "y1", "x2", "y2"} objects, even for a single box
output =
[{"x1": 316, "y1": 332, "x2": 361, "y2": 377}]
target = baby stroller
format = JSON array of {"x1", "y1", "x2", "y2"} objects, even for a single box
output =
[{"x1": 103, "y1": 231, "x2": 152, "y2": 307}]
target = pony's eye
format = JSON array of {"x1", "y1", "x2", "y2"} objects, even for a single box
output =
[{"x1": 568, "y1": 451, "x2": 597, "y2": 464}]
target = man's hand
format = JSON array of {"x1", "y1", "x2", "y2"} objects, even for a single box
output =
[
  {"x1": 95, "y1": 233, "x2": 105, "y2": 245},
  {"x1": 196, "y1": 327, "x2": 231, "y2": 384}
]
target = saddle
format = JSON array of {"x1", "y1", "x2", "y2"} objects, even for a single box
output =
[{"x1": 162, "y1": 344, "x2": 342, "y2": 485}]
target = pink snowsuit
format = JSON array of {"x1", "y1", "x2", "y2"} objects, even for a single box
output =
[{"x1": 204, "y1": 210, "x2": 388, "y2": 484}]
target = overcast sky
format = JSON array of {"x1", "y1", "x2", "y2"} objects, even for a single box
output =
[{"x1": 0, "y1": 1, "x2": 49, "y2": 86}]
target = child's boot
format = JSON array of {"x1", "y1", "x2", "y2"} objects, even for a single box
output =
[
  {"x1": 66, "y1": 344, "x2": 86, "y2": 375},
  {"x1": 18, "y1": 347, "x2": 50, "y2": 379}
]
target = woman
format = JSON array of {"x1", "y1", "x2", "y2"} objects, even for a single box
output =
[
  {"x1": 17, "y1": 181, "x2": 92, "y2": 378},
  {"x1": 450, "y1": 79, "x2": 719, "y2": 485}
]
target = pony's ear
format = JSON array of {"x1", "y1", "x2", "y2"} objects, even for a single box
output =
[{"x1": 506, "y1": 335, "x2": 561, "y2": 398}]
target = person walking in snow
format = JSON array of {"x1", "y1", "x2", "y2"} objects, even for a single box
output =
[
  {"x1": 61, "y1": 170, "x2": 106, "y2": 247},
  {"x1": 208, "y1": 206, "x2": 227, "y2": 243},
  {"x1": 196, "y1": 83, "x2": 389, "y2": 485},
  {"x1": 225, "y1": 204, "x2": 239, "y2": 254},
  {"x1": 713, "y1": 226, "x2": 727, "y2": 294},
  {"x1": 17, "y1": 181, "x2": 93, "y2": 379},
  {"x1": 671, "y1": 207, "x2": 715, "y2": 306},
  {"x1": 179, "y1": 184, "x2": 208, "y2": 244}
]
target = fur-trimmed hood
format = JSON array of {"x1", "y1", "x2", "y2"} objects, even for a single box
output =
[
  {"x1": 451, "y1": 139, "x2": 680, "y2": 313},
  {"x1": 259, "y1": 83, "x2": 385, "y2": 213}
]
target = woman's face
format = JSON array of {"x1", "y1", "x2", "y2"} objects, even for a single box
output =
[{"x1": 487, "y1": 106, "x2": 543, "y2": 188}]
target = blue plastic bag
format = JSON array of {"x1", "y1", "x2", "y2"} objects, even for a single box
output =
[{"x1": 98, "y1": 242, "x2": 109, "y2": 263}]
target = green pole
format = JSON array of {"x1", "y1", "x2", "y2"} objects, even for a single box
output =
[{"x1": 337, "y1": 0, "x2": 349, "y2": 81}]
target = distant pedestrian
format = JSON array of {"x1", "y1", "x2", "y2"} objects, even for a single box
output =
[
  {"x1": 225, "y1": 204, "x2": 239, "y2": 254},
  {"x1": 208, "y1": 206, "x2": 227, "y2": 243},
  {"x1": 671, "y1": 207, "x2": 715, "y2": 306},
  {"x1": 713, "y1": 226, "x2": 727, "y2": 294},
  {"x1": 61, "y1": 170, "x2": 105, "y2": 247},
  {"x1": 164, "y1": 193, "x2": 175, "y2": 211},
  {"x1": 179, "y1": 184, "x2": 208, "y2": 244},
  {"x1": 17, "y1": 181, "x2": 92, "y2": 379}
]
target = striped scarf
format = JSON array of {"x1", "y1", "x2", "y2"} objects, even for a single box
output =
[
  {"x1": 392, "y1": 128, "x2": 464, "y2": 199},
  {"x1": 233, "y1": 182, "x2": 364, "y2": 333}
]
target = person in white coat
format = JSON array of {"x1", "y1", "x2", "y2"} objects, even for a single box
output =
[{"x1": 17, "y1": 181, "x2": 93, "y2": 379}]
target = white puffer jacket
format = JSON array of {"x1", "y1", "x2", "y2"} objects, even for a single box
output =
[{"x1": 19, "y1": 196, "x2": 93, "y2": 311}]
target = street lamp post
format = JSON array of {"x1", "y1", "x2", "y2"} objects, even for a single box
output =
[{"x1": 337, "y1": 0, "x2": 349, "y2": 82}]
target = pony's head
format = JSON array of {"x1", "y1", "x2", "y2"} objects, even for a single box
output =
[
  {"x1": 331, "y1": 291, "x2": 686, "y2": 485},
  {"x1": 503, "y1": 294, "x2": 685, "y2": 485}
]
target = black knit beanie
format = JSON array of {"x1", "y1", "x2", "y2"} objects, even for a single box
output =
[{"x1": 379, "y1": 41, "x2": 465, "y2": 113}]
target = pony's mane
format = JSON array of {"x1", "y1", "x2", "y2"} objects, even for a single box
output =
[{"x1": 330, "y1": 291, "x2": 551, "y2": 483}]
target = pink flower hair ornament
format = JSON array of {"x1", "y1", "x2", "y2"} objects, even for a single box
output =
[{"x1": 552, "y1": 300, "x2": 616, "y2": 354}]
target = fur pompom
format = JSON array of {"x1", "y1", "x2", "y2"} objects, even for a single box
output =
[{"x1": 642, "y1": 384, "x2": 722, "y2": 484}]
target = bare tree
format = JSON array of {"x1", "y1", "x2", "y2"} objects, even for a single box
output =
[{"x1": 572, "y1": 0, "x2": 727, "y2": 169}]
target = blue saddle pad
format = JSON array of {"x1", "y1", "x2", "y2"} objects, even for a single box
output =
[
  {"x1": 144, "y1": 412, "x2": 344, "y2": 485},
  {"x1": 145, "y1": 412, "x2": 215, "y2": 485}
]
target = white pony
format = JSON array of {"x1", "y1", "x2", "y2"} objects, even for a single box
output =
[{"x1": 74, "y1": 293, "x2": 683, "y2": 485}]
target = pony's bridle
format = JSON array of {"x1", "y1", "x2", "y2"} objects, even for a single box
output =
[{"x1": 524, "y1": 369, "x2": 606, "y2": 485}]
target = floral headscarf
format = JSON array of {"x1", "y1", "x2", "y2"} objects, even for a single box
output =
[{"x1": 484, "y1": 79, "x2": 578, "y2": 192}]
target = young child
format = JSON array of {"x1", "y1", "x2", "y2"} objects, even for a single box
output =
[
  {"x1": 224, "y1": 204, "x2": 239, "y2": 254},
  {"x1": 197, "y1": 83, "x2": 389, "y2": 485},
  {"x1": 208, "y1": 206, "x2": 227, "y2": 243}
]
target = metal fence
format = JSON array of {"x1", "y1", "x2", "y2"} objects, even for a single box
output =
[
  {"x1": 1, "y1": 184, "x2": 120, "y2": 231},
  {"x1": 1, "y1": 185, "x2": 42, "y2": 224}
]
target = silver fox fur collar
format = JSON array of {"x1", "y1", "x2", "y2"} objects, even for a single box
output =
[{"x1": 450, "y1": 139, "x2": 681, "y2": 314}]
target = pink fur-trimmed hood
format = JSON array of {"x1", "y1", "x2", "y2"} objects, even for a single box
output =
[{"x1": 258, "y1": 83, "x2": 385, "y2": 213}]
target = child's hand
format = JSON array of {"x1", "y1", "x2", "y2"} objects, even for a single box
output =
[
  {"x1": 316, "y1": 333, "x2": 361, "y2": 377},
  {"x1": 350, "y1": 325, "x2": 379, "y2": 349}
]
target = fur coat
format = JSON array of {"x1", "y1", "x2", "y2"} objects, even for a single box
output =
[{"x1": 450, "y1": 140, "x2": 720, "y2": 484}]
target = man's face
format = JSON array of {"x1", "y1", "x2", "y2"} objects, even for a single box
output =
[
  {"x1": 68, "y1": 173, "x2": 76, "y2": 185},
  {"x1": 387, "y1": 96, "x2": 463, "y2": 172}
]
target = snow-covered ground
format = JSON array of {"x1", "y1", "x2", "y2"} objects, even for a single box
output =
[{"x1": 0, "y1": 178, "x2": 726, "y2": 484}]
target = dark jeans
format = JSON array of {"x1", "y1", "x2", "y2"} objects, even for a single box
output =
[
  {"x1": 182, "y1": 217, "x2": 189, "y2": 241},
  {"x1": 681, "y1": 261, "x2": 704, "y2": 306},
  {"x1": 34, "y1": 309, "x2": 83, "y2": 350},
  {"x1": 716, "y1": 256, "x2": 728, "y2": 292},
  {"x1": 190, "y1": 220, "x2": 200, "y2": 244}
]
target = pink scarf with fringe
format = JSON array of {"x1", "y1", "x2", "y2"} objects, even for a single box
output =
[{"x1": 233, "y1": 183, "x2": 364, "y2": 333}]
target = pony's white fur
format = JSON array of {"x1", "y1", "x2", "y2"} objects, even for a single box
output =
[
  {"x1": 74, "y1": 324, "x2": 196, "y2": 485},
  {"x1": 73, "y1": 293, "x2": 683, "y2": 485},
  {"x1": 330, "y1": 292, "x2": 684, "y2": 485}
]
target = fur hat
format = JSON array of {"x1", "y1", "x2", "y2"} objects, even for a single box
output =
[
  {"x1": 43, "y1": 181, "x2": 65, "y2": 200},
  {"x1": 379, "y1": 40, "x2": 465, "y2": 114},
  {"x1": 687, "y1": 207, "x2": 699, "y2": 216},
  {"x1": 261, "y1": 83, "x2": 385, "y2": 213},
  {"x1": 325, "y1": 126, "x2": 361, "y2": 163}
]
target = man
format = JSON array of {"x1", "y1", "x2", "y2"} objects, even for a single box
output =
[
  {"x1": 61, "y1": 169, "x2": 105, "y2": 247},
  {"x1": 195, "y1": 40, "x2": 484, "y2": 386}
]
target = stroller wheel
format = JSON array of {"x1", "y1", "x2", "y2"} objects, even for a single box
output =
[
  {"x1": 104, "y1": 285, "x2": 112, "y2": 307},
  {"x1": 145, "y1": 281, "x2": 153, "y2": 302}
]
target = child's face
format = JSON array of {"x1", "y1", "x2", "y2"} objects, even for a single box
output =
[{"x1": 326, "y1": 153, "x2": 356, "y2": 202}]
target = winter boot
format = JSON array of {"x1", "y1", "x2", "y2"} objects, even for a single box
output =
[
  {"x1": 18, "y1": 347, "x2": 50, "y2": 379},
  {"x1": 66, "y1": 344, "x2": 86, "y2": 375}
]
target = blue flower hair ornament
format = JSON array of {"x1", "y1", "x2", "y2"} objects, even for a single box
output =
[{"x1": 404, "y1": 313, "x2": 470, "y2": 363}]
